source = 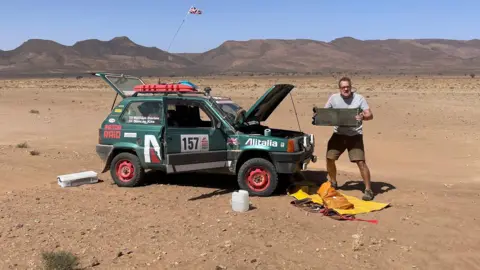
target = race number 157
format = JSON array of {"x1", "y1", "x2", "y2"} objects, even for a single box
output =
[
  {"x1": 180, "y1": 135, "x2": 208, "y2": 152},
  {"x1": 182, "y1": 137, "x2": 198, "y2": 151}
]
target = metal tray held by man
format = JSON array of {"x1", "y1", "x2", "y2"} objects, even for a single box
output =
[{"x1": 311, "y1": 107, "x2": 360, "y2": 127}]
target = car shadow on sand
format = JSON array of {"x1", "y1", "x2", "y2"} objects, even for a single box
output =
[
  {"x1": 138, "y1": 169, "x2": 395, "y2": 200},
  {"x1": 295, "y1": 170, "x2": 328, "y2": 185},
  {"x1": 141, "y1": 170, "x2": 291, "y2": 201}
]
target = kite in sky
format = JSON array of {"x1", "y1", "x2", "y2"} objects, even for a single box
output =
[
  {"x1": 166, "y1": 5, "x2": 204, "y2": 53},
  {"x1": 188, "y1": 6, "x2": 203, "y2": 15}
]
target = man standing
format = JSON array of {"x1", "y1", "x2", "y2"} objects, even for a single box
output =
[{"x1": 324, "y1": 77, "x2": 374, "y2": 201}]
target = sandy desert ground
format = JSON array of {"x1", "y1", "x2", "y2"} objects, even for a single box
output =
[{"x1": 0, "y1": 74, "x2": 480, "y2": 270}]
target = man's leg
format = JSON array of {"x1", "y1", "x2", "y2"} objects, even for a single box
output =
[
  {"x1": 326, "y1": 158, "x2": 337, "y2": 187},
  {"x1": 347, "y1": 135, "x2": 374, "y2": 201},
  {"x1": 356, "y1": 160, "x2": 372, "y2": 191},
  {"x1": 326, "y1": 133, "x2": 345, "y2": 189}
]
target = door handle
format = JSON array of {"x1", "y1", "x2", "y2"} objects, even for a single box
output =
[{"x1": 167, "y1": 136, "x2": 172, "y2": 141}]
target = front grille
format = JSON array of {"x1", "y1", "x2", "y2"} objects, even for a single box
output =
[
  {"x1": 295, "y1": 135, "x2": 314, "y2": 152},
  {"x1": 297, "y1": 139, "x2": 303, "y2": 150}
]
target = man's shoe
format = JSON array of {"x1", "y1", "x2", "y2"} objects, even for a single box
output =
[
  {"x1": 329, "y1": 180, "x2": 338, "y2": 189},
  {"x1": 362, "y1": 189, "x2": 374, "y2": 201}
]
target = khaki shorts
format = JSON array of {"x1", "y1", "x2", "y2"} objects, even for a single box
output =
[{"x1": 326, "y1": 133, "x2": 365, "y2": 162}]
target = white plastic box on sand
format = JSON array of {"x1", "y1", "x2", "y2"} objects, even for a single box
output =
[{"x1": 57, "y1": 171, "x2": 98, "y2": 188}]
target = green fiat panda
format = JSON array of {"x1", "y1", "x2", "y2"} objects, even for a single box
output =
[{"x1": 94, "y1": 72, "x2": 316, "y2": 196}]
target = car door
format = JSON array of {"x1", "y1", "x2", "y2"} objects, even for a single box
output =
[
  {"x1": 164, "y1": 98, "x2": 228, "y2": 173},
  {"x1": 118, "y1": 99, "x2": 167, "y2": 170}
]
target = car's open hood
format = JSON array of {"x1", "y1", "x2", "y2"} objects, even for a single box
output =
[{"x1": 243, "y1": 84, "x2": 295, "y2": 123}]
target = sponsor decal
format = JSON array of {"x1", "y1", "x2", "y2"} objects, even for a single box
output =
[
  {"x1": 103, "y1": 124, "x2": 121, "y2": 139},
  {"x1": 245, "y1": 138, "x2": 278, "y2": 147},
  {"x1": 127, "y1": 115, "x2": 161, "y2": 125},
  {"x1": 144, "y1": 135, "x2": 161, "y2": 163},
  {"x1": 103, "y1": 130, "x2": 120, "y2": 139},
  {"x1": 104, "y1": 124, "x2": 121, "y2": 130},
  {"x1": 124, "y1": 132, "x2": 137, "y2": 138},
  {"x1": 108, "y1": 118, "x2": 115, "y2": 123},
  {"x1": 281, "y1": 142, "x2": 285, "y2": 148},
  {"x1": 227, "y1": 138, "x2": 239, "y2": 146},
  {"x1": 201, "y1": 136, "x2": 208, "y2": 149},
  {"x1": 181, "y1": 134, "x2": 209, "y2": 152},
  {"x1": 114, "y1": 108, "x2": 122, "y2": 113}
]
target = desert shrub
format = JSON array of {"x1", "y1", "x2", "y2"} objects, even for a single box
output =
[
  {"x1": 16, "y1": 142, "x2": 29, "y2": 148},
  {"x1": 41, "y1": 251, "x2": 78, "y2": 270},
  {"x1": 470, "y1": 73, "x2": 475, "y2": 78}
]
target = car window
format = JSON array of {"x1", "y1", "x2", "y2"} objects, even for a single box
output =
[
  {"x1": 120, "y1": 101, "x2": 164, "y2": 125},
  {"x1": 166, "y1": 101, "x2": 214, "y2": 128}
]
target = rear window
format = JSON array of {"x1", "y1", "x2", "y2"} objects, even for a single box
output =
[{"x1": 120, "y1": 101, "x2": 164, "y2": 125}]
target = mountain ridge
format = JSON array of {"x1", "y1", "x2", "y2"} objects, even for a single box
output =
[{"x1": 1, "y1": 36, "x2": 480, "y2": 76}]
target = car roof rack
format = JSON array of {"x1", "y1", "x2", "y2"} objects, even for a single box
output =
[
  {"x1": 132, "y1": 83, "x2": 207, "y2": 97},
  {"x1": 132, "y1": 91, "x2": 207, "y2": 97}
]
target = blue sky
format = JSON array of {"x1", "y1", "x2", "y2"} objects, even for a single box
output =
[{"x1": 0, "y1": 0, "x2": 477, "y2": 53}]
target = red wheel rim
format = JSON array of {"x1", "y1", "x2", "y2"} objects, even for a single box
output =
[
  {"x1": 246, "y1": 167, "x2": 270, "y2": 192},
  {"x1": 115, "y1": 160, "x2": 135, "y2": 182}
]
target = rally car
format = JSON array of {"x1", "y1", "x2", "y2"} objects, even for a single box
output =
[{"x1": 93, "y1": 72, "x2": 316, "y2": 196}]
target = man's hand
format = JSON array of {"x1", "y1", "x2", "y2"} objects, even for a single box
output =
[
  {"x1": 355, "y1": 112, "x2": 364, "y2": 121},
  {"x1": 356, "y1": 109, "x2": 373, "y2": 121}
]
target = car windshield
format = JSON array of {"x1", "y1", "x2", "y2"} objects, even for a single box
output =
[
  {"x1": 209, "y1": 99, "x2": 240, "y2": 125},
  {"x1": 218, "y1": 103, "x2": 241, "y2": 116}
]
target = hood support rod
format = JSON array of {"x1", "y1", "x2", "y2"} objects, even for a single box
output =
[{"x1": 289, "y1": 92, "x2": 302, "y2": 132}]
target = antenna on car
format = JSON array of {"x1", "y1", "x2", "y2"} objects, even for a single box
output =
[{"x1": 289, "y1": 92, "x2": 302, "y2": 132}]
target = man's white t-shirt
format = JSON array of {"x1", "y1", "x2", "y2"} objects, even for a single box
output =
[{"x1": 324, "y1": 93, "x2": 370, "y2": 136}]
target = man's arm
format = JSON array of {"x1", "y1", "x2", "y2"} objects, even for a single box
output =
[
  {"x1": 359, "y1": 96, "x2": 373, "y2": 121},
  {"x1": 324, "y1": 95, "x2": 334, "y2": 108}
]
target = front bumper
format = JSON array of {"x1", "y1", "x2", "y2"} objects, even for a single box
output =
[
  {"x1": 270, "y1": 149, "x2": 316, "y2": 174},
  {"x1": 271, "y1": 133, "x2": 316, "y2": 173}
]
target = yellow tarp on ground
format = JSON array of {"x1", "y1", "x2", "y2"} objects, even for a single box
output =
[{"x1": 287, "y1": 184, "x2": 390, "y2": 216}]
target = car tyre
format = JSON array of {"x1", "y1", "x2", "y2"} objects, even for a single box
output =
[
  {"x1": 237, "y1": 158, "x2": 278, "y2": 197},
  {"x1": 110, "y1": 152, "x2": 145, "y2": 187}
]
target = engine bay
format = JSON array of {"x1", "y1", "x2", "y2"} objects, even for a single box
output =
[{"x1": 236, "y1": 124, "x2": 304, "y2": 138}]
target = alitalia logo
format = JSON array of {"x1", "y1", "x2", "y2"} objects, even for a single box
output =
[{"x1": 245, "y1": 138, "x2": 278, "y2": 147}]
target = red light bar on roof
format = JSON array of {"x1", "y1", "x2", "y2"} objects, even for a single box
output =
[{"x1": 133, "y1": 84, "x2": 197, "y2": 92}]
